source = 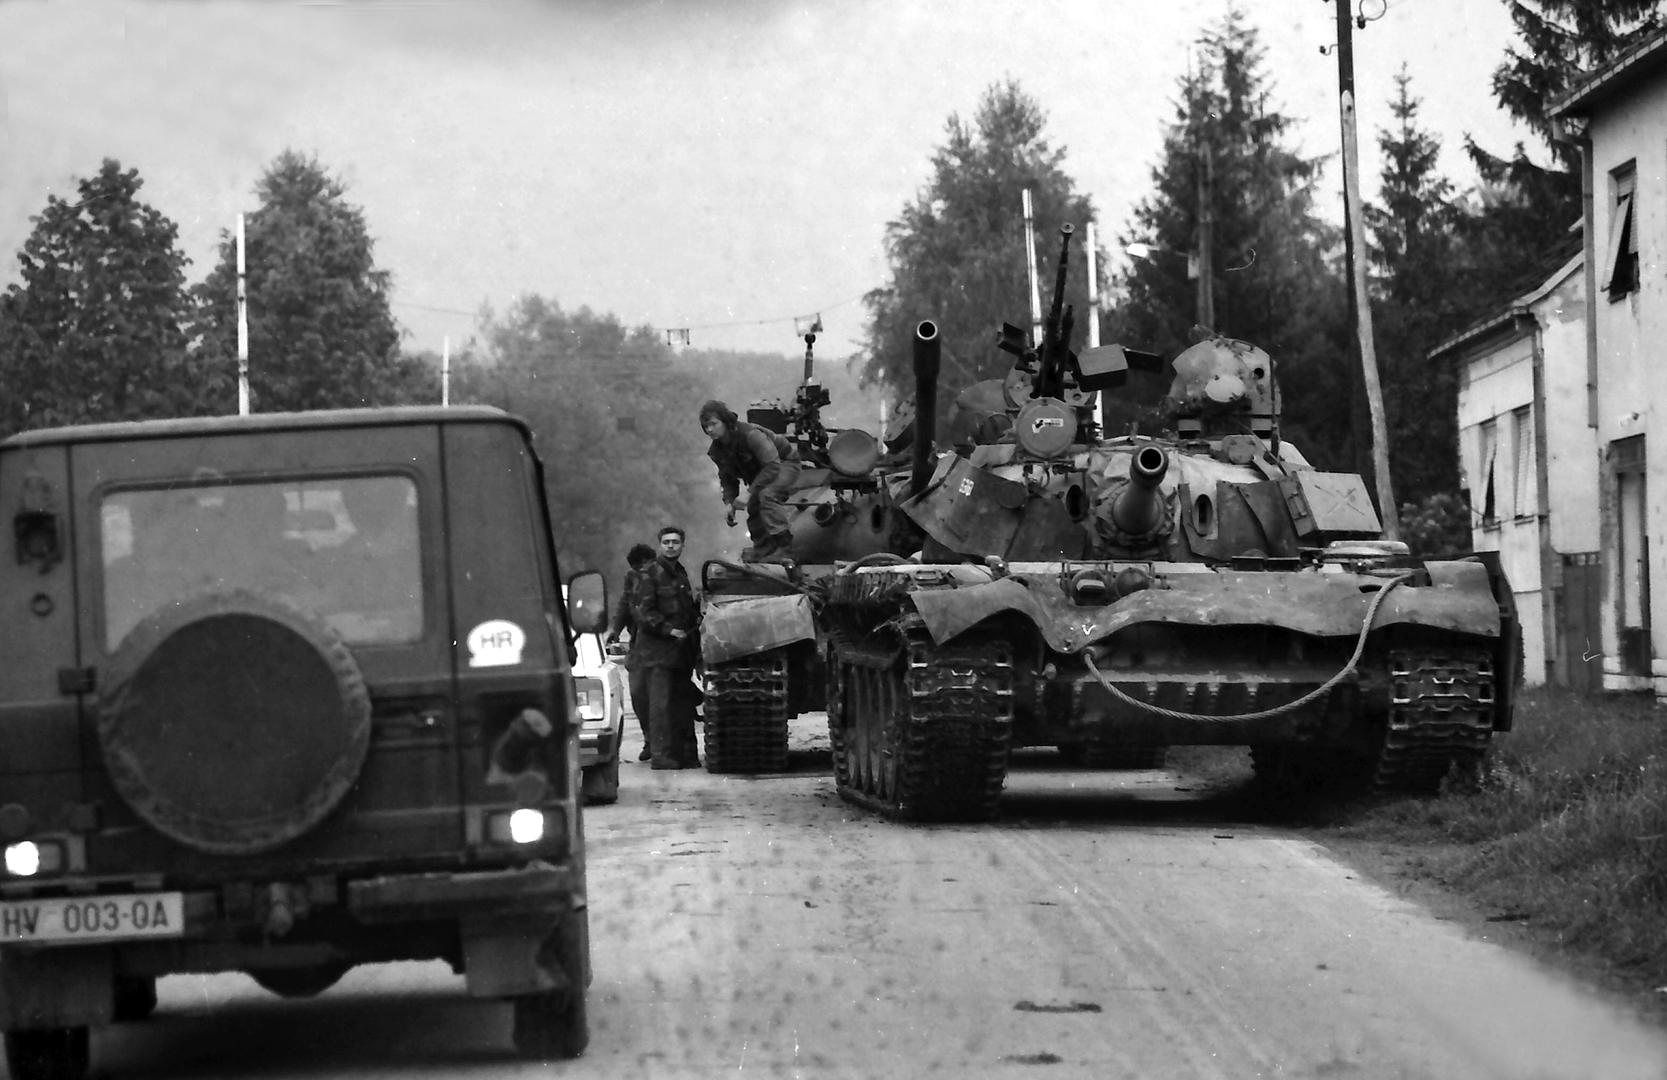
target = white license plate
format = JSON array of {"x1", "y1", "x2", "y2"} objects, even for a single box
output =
[{"x1": 0, "y1": 892, "x2": 184, "y2": 944}]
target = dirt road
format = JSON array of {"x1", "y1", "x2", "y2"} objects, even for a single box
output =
[
  {"x1": 77, "y1": 715, "x2": 1667, "y2": 1080},
  {"x1": 580, "y1": 716, "x2": 1667, "y2": 1080}
]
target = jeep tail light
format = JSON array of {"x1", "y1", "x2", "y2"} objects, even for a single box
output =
[
  {"x1": 485, "y1": 807, "x2": 564, "y2": 846},
  {"x1": 508, "y1": 809, "x2": 544, "y2": 843},
  {"x1": 4, "y1": 840, "x2": 63, "y2": 878},
  {"x1": 487, "y1": 708, "x2": 555, "y2": 803},
  {"x1": 572, "y1": 678, "x2": 605, "y2": 720}
]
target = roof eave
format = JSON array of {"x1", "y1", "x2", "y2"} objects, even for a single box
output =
[{"x1": 1548, "y1": 26, "x2": 1667, "y2": 119}]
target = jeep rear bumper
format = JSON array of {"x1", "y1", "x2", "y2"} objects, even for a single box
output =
[
  {"x1": 347, "y1": 860, "x2": 582, "y2": 924},
  {"x1": 0, "y1": 862, "x2": 586, "y2": 1029}
]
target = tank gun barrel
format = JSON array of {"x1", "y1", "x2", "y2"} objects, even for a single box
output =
[
  {"x1": 910, "y1": 320, "x2": 941, "y2": 497},
  {"x1": 1110, "y1": 445, "x2": 1170, "y2": 537}
]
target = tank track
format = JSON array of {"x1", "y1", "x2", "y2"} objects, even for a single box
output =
[
  {"x1": 1248, "y1": 648, "x2": 1494, "y2": 799},
  {"x1": 828, "y1": 629, "x2": 1014, "y2": 822},
  {"x1": 1372, "y1": 647, "x2": 1495, "y2": 792},
  {"x1": 702, "y1": 651, "x2": 791, "y2": 774}
]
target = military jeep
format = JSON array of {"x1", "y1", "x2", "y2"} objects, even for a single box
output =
[{"x1": 0, "y1": 406, "x2": 602, "y2": 1079}]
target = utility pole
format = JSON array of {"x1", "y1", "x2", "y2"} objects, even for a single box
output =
[
  {"x1": 236, "y1": 214, "x2": 250, "y2": 416},
  {"x1": 1333, "y1": 0, "x2": 1399, "y2": 538},
  {"x1": 1195, "y1": 128, "x2": 1215, "y2": 331}
]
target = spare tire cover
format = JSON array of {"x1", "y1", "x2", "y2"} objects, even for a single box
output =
[{"x1": 99, "y1": 590, "x2": 372, "y2": 856}]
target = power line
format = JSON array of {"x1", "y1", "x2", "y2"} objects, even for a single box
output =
[
  {"x1": 665, "y1": 290, "x2": 867, "y2": 336},
  {"x1": 393, "y1": 288, "x2": 872, "y2": 349}
]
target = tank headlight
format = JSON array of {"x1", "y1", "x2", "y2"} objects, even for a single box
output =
[
  {"x1": 508, "y1": 809, "x2": 545, "y2": 844},
  {"x1": 1067, "y1": 568, "x2": 1109, "y2": 604}
]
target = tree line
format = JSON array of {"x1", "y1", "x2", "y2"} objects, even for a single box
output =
[{"x1": 1, "y1": 1, "x2": 1655, "y2": 571}]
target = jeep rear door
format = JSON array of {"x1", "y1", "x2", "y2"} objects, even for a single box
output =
[{"x1": 71, "y1": 423, "x2": 468, "y2": 871}]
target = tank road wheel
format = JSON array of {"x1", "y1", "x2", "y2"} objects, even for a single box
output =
[
  {"x1": 512, "y1": 989, "x2": 588, "y2": 1060},
  {"x1": 1250, "y1": 745, "x2": 1367, "y2": 802},
  {"x1": 3, "y1": 1027, "x2": 90, "y2": 1080},
  {"x1": 250, "y1": 963, "x2": 351, "y2": 999},
  {"x1": 832, "y1": 632, "x2": 1014, "y2": 822},
  {"x1": 703, "y1": 653, "x2": 791, "y2": 774},
  {"x1": 98, "y1": 590, "x2": 372, "y2": 856}
]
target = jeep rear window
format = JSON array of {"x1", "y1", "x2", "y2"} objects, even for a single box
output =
[{"x1": 102, "y1": 476, "x2": 423, "y2": 650}]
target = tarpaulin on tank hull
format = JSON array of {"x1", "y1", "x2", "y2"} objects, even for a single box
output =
[
  {"x1": 905, "y1": 560, "x2": 1502, "y2": 653},
  {"x1": 699, "y1": 593, "x2": 816, "y2": 666}
]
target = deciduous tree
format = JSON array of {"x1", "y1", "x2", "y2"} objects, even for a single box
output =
[
  {"x1": 448, "y1": 297, "x2": 719, "y2": 574},
  {"x1": 193, "y1": 150, "x2": 422, "y2": 412},
  {"x1": 0, "y1": 159, "x2": 221, "y2": 433}
]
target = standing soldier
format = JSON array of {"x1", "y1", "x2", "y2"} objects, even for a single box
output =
[
  {"x1": 630, "y1": 525, "x2": 702, "y2": 769},
  {"x1": 607, "y1": 543, "x2": 657, "y2": 761},
  {"x1": 699, "y1": 399, "x2": 801, "y2": 562}
]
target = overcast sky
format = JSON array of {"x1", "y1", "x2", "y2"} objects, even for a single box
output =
[{"x1": 0, "y1": 0, "x2": 1532, "y2": 362}]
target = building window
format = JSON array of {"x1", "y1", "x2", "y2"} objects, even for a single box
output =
[
  {"x1": 1604, "y1": 163, "x2": 1638, "y2": 300},
  {"x1": 1479, "y1": 419, "x2": 1498, "y2": 527},
  {"x1": 1512, "y1": 406, "x2": 1536, "y2": 519}
]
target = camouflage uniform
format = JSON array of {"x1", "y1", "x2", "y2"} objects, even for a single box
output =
[
  {"x1": 630, "y1": 553, "x2": 702, "y2": 768},
  {"x1": 707, "y1": 422, "x2": 801, "y2": 551},
  {"x1": 610, "y1": 565, "x2": 654, "y2": 759}
]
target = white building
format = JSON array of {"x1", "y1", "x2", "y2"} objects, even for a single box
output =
[
  {"x1": 1433, "y1": 256, "x2": 1600, "y2": 690},
  {"x1": 1547, "y1": 29, "x2": 1667, "y2": 695}
]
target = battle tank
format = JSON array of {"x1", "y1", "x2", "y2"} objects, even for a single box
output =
[
  {"x1": 695, "y1": 330, "x2": 936, "y2": 773},
  {"x1": 815, "y1": 225, "x2": 1521, "y2": 821}
]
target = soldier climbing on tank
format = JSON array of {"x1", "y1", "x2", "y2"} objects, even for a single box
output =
[{"x1": 699, "y1": 399, "x2": 801, "y2": 562}]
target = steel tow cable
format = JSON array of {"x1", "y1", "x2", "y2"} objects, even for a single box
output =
[{"x1": 1081, "y1": 573, "x2": 1412, "y2": 723}]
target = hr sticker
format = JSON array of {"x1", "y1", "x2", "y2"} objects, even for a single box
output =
[{"x1": 466, "y1": 620, "x2": 525, "y2": 668}]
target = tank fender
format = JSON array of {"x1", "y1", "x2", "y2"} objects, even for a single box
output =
[
  {"x1": 907, "y1": 569, "x2": 1504, "y2": 652},
  {"x1": 1431, "y1": 556, "x2": 1521, "y2": 730},
  {"x1": 699, "y1": 593, "x2": 816, "y2": 666}
]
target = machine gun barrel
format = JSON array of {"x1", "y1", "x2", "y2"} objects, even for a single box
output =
[
  {"x1": 910, "y1": 320, "x2": 941, "y2": 498},
  {"x1": 1109, "y1": 444, "x2": 1171, "y2": 537},
  {"x1": 1035, "y1": 224, "x2": 1076, "y2": 400}
]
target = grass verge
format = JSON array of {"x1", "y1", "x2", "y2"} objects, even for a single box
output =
[{"x1": 1172, "y1": 685, "x2": 1667, "y2": 1022}]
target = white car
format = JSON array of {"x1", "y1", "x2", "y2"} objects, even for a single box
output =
[{"x1": 572, "y1": 628, "x2": 626, "y2": 804}]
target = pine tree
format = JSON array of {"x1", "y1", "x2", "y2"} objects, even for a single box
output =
[
  {"x1": 1490, "y1": 0, "x2": 1663, "y2": 169},
  {"x1": 0, "y1": 159, "x2": 222, "y2": 434},
  {"x1": 1366, "y1": 70, "x2": 1464, "y2": 513},
  {"x1": 1460, "y1": 1, "x2": 1662, "y2": 313},
  {"x1": 1105, "y1": 9, "x2": 1350, "y2": 466},
  {"x1": 192, "y1": 150, "x2": 421, "y2": 412},
  {"x1": 861, "y1": 80, "x2": 1097, "y2": 425}
]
